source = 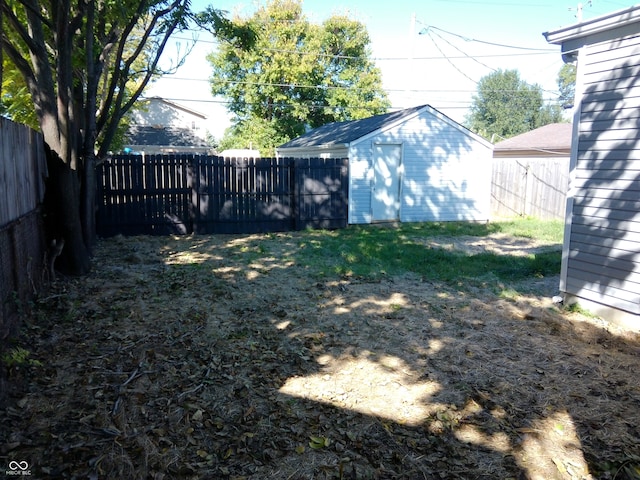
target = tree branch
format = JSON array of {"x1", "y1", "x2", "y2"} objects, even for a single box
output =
[{"x1": 97, "y1": 0, "x2": 191, "y2": 156}]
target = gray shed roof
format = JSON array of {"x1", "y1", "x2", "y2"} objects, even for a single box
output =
[{"x1": 278, "y1": 105, "x2": 430, "y2": 148}]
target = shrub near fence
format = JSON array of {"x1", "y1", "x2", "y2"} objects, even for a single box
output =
[{"x1": 96, "y1": 155, "x2": 349, "y2": 236}]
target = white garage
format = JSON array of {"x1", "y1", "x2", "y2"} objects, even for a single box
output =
[{"x1": 277, "y1": 105, "x2": 493, "y2": 224}]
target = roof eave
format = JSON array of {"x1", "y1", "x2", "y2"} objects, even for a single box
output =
[
  {"x1": 544, "y1": 5, "x2": 640, "y2": 47},
  {"x1": 493, "y1": 148, "x2": 571, "y2": 157},
  {"x1": 277, "y1": 143, "x2": 350, "y2": 152}
]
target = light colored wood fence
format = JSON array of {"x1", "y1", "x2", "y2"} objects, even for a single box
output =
[
  {"x1": 491, "y1": 156, "x2": 569, "y2": 220},
  {"x1": 0, "y1": 117, "x2": 48, "y2": 344}
]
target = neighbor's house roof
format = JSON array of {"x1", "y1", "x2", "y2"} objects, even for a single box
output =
[
  {"x1": 493, "y1": 123, "x2": 573, "y2": 157},
  {"x1": 278, "y1": 105, "x2": 432, "y2": 149},
  {"x1": 125, "y1": 125, "x2": 208, "y2": 147},
  {"x1": 124, "y1": 125, "x2": 210, "y2": 154}
]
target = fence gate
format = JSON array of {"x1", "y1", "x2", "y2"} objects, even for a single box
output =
[
  {"x1": 491, "y1": 157, "x2": 569, "y2": 220},
  {"x1": 96, "y1": 155, "x2": 348, "y2": 236}
]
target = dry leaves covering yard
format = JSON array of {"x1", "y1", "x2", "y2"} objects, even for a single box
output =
[{"x1": 2, "y1": 230, "x2": 640, "y2": 479}]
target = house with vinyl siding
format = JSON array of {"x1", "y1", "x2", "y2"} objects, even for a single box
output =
[
  {"x1": 123, "y1": 97, "x2": 211, "y2": 154},
  {"x1": 276, "y1": 105, "x2": 493, "y2": 225},
  {"x1": 544, "y1": 6, "x2": 640, "y2": 331}
]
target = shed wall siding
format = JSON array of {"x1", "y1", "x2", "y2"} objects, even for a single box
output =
[
  {"x1": 348, "y1": 111, "x2": 492, "y2": 224},
  {"x1": 566, "y1": 32, "x2": 640, "y2": 315}
]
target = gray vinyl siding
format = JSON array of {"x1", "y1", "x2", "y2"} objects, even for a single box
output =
[
  {"x1": 565, "y1": 33, "x2": 640, "y2": 315},
  {"x1": 348, "y1": 110, "x2": 492, "y2": 224}
]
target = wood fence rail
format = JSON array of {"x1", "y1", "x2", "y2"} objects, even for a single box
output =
[{"x1": 96, "y1": 155, "x2": 349, "y2": 236}]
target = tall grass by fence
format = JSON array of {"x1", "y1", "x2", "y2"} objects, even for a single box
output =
[
  {"x1": 0, "y1": 117, "x2": 48, "y2": 344},
  {"x1": 96, "y1": 155, "x2": 349, "y2": 236},
  {"x1": 491, "y1": 157, "x2": 569, "y2": 220}
]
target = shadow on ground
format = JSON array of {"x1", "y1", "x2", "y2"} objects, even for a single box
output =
[{"x1": 1, "y1": 232, "x2": 639, "y2": 479}]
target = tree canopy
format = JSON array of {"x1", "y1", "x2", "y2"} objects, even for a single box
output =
[
  {"x1": 208, "y1": 0, "x2": 390, "y2": 155},
  {"x1": 0, "y1": 0, "x2": 253, "y2": 274},
  {"x1": 558, "y1": 62, "x2": 577, "y2": 109},
  {"x1": 465, "y1": 69, "x2": 563, "y2": 141}
]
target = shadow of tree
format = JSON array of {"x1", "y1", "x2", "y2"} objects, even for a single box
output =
[
  {"x1": 4, "y1": 232, "x2": 638, "y2": 479},
  {"x1": 350, "y1": 111, "x2": 492, "y2": 225},
  {"x1": 561, "y1": 57, "x2": 640, "y2": 317}
]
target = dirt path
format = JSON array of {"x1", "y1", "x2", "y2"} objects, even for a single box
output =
[{"x1": 2, "y1": 232, "x2": 639, "y2": 479}]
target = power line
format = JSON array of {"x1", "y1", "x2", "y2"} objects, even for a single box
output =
[
  {"x1": 419, "y1": 25, "x2": 558, "y2": 52},
  {"x1": 150, "y1": 96, "x2": 562, "y2": 116},
  {"x1": 154, "y1": 75, "x2": 558, "y2": 97},
  {"x1": 424, "y1": 29, "x2": 479, "y2": 84},
  {"x1": 432, "y1": 0, "x2": 554, "y2": 5},
  {"x1": 429, "y1": 28, "x2": 497, "y2": 74},
  {"x1": 171, "y1": 33, "x2": 557, "y2": 62}
]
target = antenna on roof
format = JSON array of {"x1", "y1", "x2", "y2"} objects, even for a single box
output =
[{"x1": 569, "y1": 1, "x2": 592, "y2": 22}]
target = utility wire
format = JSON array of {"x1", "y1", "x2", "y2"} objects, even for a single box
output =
[
  {"x1": 425, "y1": 29, "x2": 479, "y2": 84},
  {"x1": 421, "y1": 25, "x2": 558, "y2": 51},
  {"x1": 428, "y1": 28, "x2": 497, "y2": 73},
  {"x1": 172, "y1": 33, "x2": 557, "y2": 62},
  {"x1": 157, "y1": 75, "x2": 556, "y2": 96},
  {"x1": 159, "y1": 75, "x2": 535, "y2": 95}
]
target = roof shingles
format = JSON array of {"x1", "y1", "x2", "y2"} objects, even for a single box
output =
[
  {"x1": 493, "y1": 123, "x2": 572, "y2": 151},
  {"x1": 279, "y1": 105, "x2": 428, "y2": 148}
]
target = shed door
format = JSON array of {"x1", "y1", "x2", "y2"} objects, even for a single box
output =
[{"x1": 371, "y1": 144, "x2": 402, "y2": 221}]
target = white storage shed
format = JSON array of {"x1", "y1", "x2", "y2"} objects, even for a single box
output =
[{"x1": 276, "y1": 105, "x2": 493, "y2": 225}]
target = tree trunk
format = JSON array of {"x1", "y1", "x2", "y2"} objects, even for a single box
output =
[
  {"x1": 43, "y1": 147, "x2": 91, "y2": 276},
  {"x1": 81, "y1": 152, "x2": 97, "y2": 252}
]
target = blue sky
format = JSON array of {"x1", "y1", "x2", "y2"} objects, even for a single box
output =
[{"x1": 148, "y1": 0, "x2": 639, "y2": 138}]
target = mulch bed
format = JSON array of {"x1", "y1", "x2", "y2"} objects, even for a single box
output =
[{"x1": 2, "y1": 232, "x2": 639, "y2": 479}]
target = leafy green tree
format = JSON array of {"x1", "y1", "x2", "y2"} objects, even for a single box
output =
[
  {"x1": 558, "y1": 62, "x2": 577, "y2": 109},
  {"x1": 208, "y1": 0, "x2": 389, "y2": 152},
  {"x1": 1, "y1": 56, "x2": 38, "y2": 128},
  {"x1": 466, "y1": 69, "x2": 562, "y2": 141},
  {"x1": 0, "y1": 0, "x2": 253, "y2": 274},
  {"x1": 218, "y1": 117, "x2": 289, "y2": 157}
]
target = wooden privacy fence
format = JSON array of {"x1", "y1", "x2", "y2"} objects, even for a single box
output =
[
  {"x1": 96, "y1": 155, "x2": 349, "y2": 236},
  {"x1": 0, "y1": 117, "x2": 48, "y2": 343},
  {"x1": 491, "y1": 157, "x2": 569, "y2": 220}
]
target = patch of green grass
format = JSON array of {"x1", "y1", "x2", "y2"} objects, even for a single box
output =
[
  {"x1": 499, "y1": 288, "x2": 521, "y2": 301},
  {"x1": 564, "y1": 302, "x2": 599, "y2": 318},
  {"x1": 291, "y1": 219, "x2": 563, "y2": 284},
  {"x1": 1, "y1": 347, "x2": 42, "y2": 368},
  {"x1": 489, "y1": 217, "x2": 564, "y2": 243}
]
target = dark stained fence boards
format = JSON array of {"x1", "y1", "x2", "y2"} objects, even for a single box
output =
[
  {"x1": 294, "y1": 157, "x2": 349, "y2": 230},
  {"x1": 98, "y1": 155, "x2": 192, "y2": 235},
  {"x1": 192, "y1": 157, "x2": 293, "y2": 234},
  {"x1": 0, "y1": 117, "x2": 47, "y2": 226},
  {"x1": 0, "y1": 117, "x2": 48, "y2": 342},
  {"x1": 96, "y1": 155, "x2": 348, "y2": 236}
]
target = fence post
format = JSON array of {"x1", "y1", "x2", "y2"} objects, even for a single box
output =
[{"x1": 290, "y1": 158, "x2": 299, "y2": 231}]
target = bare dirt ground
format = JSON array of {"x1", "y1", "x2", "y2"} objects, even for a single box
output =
[{"x1": 2, "y1": 231, "x2": 639, "y2": 479}]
